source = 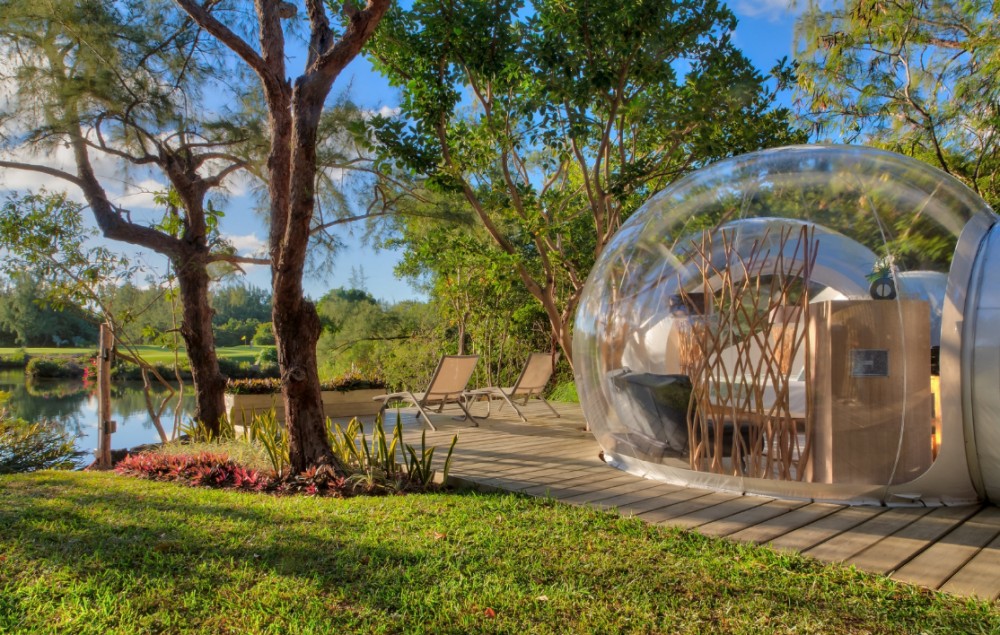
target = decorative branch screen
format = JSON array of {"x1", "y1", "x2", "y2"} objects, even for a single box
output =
[{"x1": 679, "y1": 225, "x2": 818, "y2": 480}]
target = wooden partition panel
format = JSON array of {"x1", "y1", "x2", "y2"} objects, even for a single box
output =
[{"x1": 809, "y1": 300, "x2": 932, "y2": 485}]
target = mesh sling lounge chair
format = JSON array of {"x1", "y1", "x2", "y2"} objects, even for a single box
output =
[
  {"x1": 373, "y1": 354, "x2": 479, "y2": 430},
  {"x1": 464, "y1": 352, "x2": 561, "y2": 422}
]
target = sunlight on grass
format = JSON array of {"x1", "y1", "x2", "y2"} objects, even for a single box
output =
[{"x1": 0, "y1": 472, "x2": 996, "y2": 634}]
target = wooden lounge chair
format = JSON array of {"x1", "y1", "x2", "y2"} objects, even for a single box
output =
[
  {"x1": 373, "y1": 355, "x2": 479, "y2": 430},
  {"x1": 464, "y1": 352, "x2": 561, "y2": 422}
]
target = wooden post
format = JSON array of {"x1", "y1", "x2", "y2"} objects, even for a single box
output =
[{"x1": 96, "y1": 323, "x2": 114, "y2": 468}]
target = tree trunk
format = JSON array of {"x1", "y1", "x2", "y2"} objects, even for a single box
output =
[
  {"x1": 273, "y1": 295, "x2": 331, "y2": 473},
  {"x1": 174, "y1": 0, "x2": 391, "y2": 473},
  {"x1": 269, "y1": 80, "x2": 338, "y2": 474},
  {"x1": 174, "y1": 254, "x2": 227, "y2": 434}
]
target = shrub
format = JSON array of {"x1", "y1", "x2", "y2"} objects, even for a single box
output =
[
  {"x1": 226, "y1": 369, "x2": 385, "y2": 395},
  {"x1": 115, "y1": 450, "x2": 349, "y2": 496},
  {"x1": 252, "y1": 322, "x2": 276, "y2": 346},
  {"x1": 137, "y1": 412, "x2": 459, "y2": 496},
  {"x1": 548, "y1": 380, "x2": 579, "y2": 403},
  {"x1": 25, "y1": 379, "x2": 88, "y2": 399},
  {"x1": 226, "y1": 377, "x2": 280, "y2": 395},
  {"x1": 0, "y1": 350, "x2": 27, "y2": 369},
  {"x1": 0, "y1": 415, "x2": 81, "y2": 473},
  {"x1": 216, "y1": 357, "x2": 279, "y2": 380},
  {"x1": 255, "y1": 346, "x2": 278, "y2": 366},
  {"x1": 179, "y1": 415, "x2": 237, "y2": 444},
  {"x1": 25, "y1": 356, "x2": 89, "y2": 379},
  {"x1": 214, "y1": 318, "x2": 260, "y2": 347},
  {"x1": 111, "y1": 359, "x2": 193, "y2": 382}
]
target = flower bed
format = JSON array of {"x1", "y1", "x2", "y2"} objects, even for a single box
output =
[{"x1": 225, "y1": 371, "x2": 386, "y2": 424}]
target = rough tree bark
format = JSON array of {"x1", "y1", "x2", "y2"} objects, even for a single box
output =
[
  {"x1": 175, "y1": 0, "x2": 392, "y2": 472},
  {"x1": 174, "y1": 251, "x2": 227, "y2": 430}
]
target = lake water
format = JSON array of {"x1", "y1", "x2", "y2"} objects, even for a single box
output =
[{"x1": 0, "y1": 370, "x2": 195, "y2": 461}]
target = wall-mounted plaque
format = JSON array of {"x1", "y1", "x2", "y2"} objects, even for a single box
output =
[{"x1": 851, "y1": 349, "x2": 890, "y2": 377}]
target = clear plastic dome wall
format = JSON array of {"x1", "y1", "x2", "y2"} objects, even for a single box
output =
[{"x1": 574, "y1": 145, "x2": 997, "y2": 505}]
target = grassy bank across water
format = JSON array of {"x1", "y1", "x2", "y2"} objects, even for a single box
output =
[
  {"x1": 0, "y1": 346, "x2": 267, "y2": 366},
  {"x1": 0, "y1": 471, "x2": 996, "y2": 634}
]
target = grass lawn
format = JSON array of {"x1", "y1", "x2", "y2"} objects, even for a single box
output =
[
  {"x1": 0, "y1": 346, "x2": 267, "y2": 366},
  {"x1": 1, "y1": 472, "x2": 996, "y2": 634}
]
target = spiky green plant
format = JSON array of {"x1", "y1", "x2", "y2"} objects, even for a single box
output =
[
  {"x1": 327, "y1": 413, "x2": 457, "y2": 492},
  {"x1": 247, "y1": 410, "x2": 289, "y2": 477},
  {"x1": 179, "y1": 415, "x2": 236, "y2": 444}
]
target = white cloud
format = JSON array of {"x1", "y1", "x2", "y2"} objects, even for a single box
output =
[
  {"x1": 225, "y1": 232, "x2": 267, "y2": 255},
  {"x1": 733, "y1": 0, "x2": 799, "y2": 21},
  {"x1": 116, "y1": 178, "x2": 165, "y2": 211}
]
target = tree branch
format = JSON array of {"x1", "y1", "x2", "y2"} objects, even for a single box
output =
[
  {"x1": 208, "y1": 253, "x2": 271, "y2": 266},
  {"x1": 0, "y1": 160, "x2": 84, "y2": 188},
  {"x1": 313, "y1": 0, "x2": 391, "y2": 80},
  {"x1": 172, "y1": 0, "x2": 284, "y2": 96}
]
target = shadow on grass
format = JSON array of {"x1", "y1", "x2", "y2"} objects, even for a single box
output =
[
  {"x1": 0, "y1": 472, "x2": 511, "y2": 610},
  {"x1": 2, "y1": 472, "x2": 998, "y2": 634}
]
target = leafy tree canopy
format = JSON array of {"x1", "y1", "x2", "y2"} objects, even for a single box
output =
[
  {"x1": 795, "y1": 0, "x2": 1000, "y2": 207},
  {"x1": 370, "y1": 0, "x2": 805, "y2": 366}
]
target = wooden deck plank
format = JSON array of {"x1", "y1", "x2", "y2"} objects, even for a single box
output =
[
  {"x1": 557, "y1": 476, "x2": 667, "y2": 505},
  {"x1": 697, "y1": 498, "x2": 809, "y2": 538},
  {"x1": 522, "y1": 472, "x2": 642, "y2": 499},
  {"x1": 727, "y1": 502, "x2": 843, "y2": 545},
  {"x1": 452, "y1": 438, "x2": 594, "y2": 462},
  {"x1": 766, "y1": 506, "x2": 886, "y2": 554},
  {"x1": 460, "y1": 468, "x2": 592, "y2": 492},
  {"x1": 452, "y1": 453, "x2": 598, "y2": 479},
  {"x1": 457, "y1": 450, "x2": 604, "y2": 478},
  {"x1": 849, "y1": 505, "x2": 983, "y2": 575},
  {"x1": 666, "y1": 494, "x2": 771, "y2": 530},
  {"x1": 523, "y1": 468, "x2": 643, "y2": 492},
  {"x1": 593, "y1": 485, "x2": 713, "y2": 516},
  {"x1": 639, "y1": 491, "x2": 741, "y2": 524},
  {"x1": 447, "y1": 440, "x2": 588, "y2": 462},
  {"x1": 940, "y1": 531, "x2": 1000, "y2": 600},
  {"x1": 804, "y1": 507, "x2": 933, "y2": 564},
  {"x1": 470, "y1": 463, "x2": 621, "y2": 491},
  {"x1": 893, "y1": 507, "x2": 1000, "y2": 591}
]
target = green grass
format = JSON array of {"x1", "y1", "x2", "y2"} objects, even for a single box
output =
[
  {"x1": 0, "y1": 346, "x2": 266, "y2": 366},
  {"x1": 1, "y1": 472, "x2": 996, "y2": 634},
  {"x1": 547, "y1": 380, "x2": 578, "y2": 403}
]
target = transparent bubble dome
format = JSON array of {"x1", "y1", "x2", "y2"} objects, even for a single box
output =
[{"x1": 574, "y1": 145, "x2": 998, "y2": 505}]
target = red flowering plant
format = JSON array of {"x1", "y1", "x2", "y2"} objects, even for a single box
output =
[
  {"x1": 115, "y1": 451, "x2": 353, "y2": 496},
  {"x1": 115, "y1": 452, "x2": 271, "y2": 492}
]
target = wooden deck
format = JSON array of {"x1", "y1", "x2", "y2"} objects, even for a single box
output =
[{"x1": 377, "y1": 399, "x2": 1000, "y2": 602}]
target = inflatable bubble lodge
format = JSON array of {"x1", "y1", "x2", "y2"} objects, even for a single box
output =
[{"x1": 574, "y1": 145, "x2": 1000, "y2": 506}]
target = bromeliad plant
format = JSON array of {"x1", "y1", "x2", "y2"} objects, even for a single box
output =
[
  {"x1": 230, "y1": 410, "x2": 457, "y2": 494},
  {"x1": 327, "y1": 413, "x2": 458, "y2": 493},
  {"x1": 119, "y1": 412, "x2": 457, "y2": 496},
  {"x1": 115, "y1": 452, "x2": 269, "y2": 491},
  {"x1": 247, "y1": 409, "x2": 289, "y2": 478},
  {"x1": 179, "y1": 415, "x2": 237, "y2": 444}
]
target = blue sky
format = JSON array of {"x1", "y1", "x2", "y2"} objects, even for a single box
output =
[{"x1": 0, "y1": 1, "x2": 799, "y2": 305}]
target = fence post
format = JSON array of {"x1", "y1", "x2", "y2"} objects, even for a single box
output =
[{"x1": 96, "y1": 323, "x2": 114, "y2": 468}]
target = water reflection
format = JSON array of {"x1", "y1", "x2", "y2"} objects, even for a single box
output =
[{"x1": 0, "y1": 370, "x2": 194, "y2": 459}]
